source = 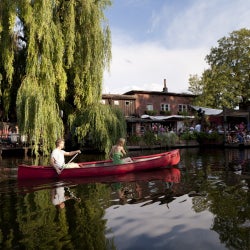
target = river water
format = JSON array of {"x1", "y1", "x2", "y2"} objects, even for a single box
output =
[{"x1": 0, "y1": 147, "x2": 249, "y2": 250}]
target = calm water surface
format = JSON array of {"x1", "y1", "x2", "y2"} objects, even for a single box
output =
[{"x1": 0, "y1": 148, "x2": 250, "y2": 250}]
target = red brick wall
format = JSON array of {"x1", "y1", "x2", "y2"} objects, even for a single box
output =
[{"x1": 134, "y1": 93, "x2": 194, "y2": 116}]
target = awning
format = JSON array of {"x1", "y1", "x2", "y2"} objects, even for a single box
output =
[
  {"x1": 141, "y1": 115, "x2": 195, "y2": 121},
  {"x1": 190, "y1": 105, "x2": 223, "y2": 115}
]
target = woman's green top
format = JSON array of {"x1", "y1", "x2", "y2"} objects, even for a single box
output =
[{"x1": 112, "y1": 152, "x2": 123, "y2": 164}]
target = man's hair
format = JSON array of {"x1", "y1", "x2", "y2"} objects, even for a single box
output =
[{"x1": 56, "y1": 138, "x2": 64, "y2": 147}]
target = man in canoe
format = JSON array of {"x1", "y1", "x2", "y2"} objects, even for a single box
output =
[
  {"x1": 50, "y1": 138, "x2": 81, "y2": 174},
  {"x1": 109, "y1": 138, "x2": 133, "y2": 164}
]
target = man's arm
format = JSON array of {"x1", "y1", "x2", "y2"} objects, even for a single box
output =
[
  {"x1": 50, "y1": 157, "x2": 62, "y2": 175},
  {"x1": 64, "y1": 150, "x2": 81, "y2": 156}
]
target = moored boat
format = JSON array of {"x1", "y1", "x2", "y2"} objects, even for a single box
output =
[{"x1": 18, "y1": 149, "x2": 180, "y2": 179}]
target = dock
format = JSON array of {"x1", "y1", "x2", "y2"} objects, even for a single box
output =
[{"x1": 0, "y1": 145, "x2": 31, "y2": 156}]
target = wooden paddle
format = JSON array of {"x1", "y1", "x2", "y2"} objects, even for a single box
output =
[
  {"x1": 67, "y1": 152, "x2": 80, "y2": 164},
  {"x1": 58, "y1": 152, "x2": 80, "y2": 174}
]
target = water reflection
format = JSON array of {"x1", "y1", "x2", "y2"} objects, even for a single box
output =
[
  {"x1": 110, "y1": 168, "x2": 181, "y2": 207},
  {"x1": 0, "y1": 148, "x2": 250, "y2": 249},
  {"x1": 51, "y1": 186, "x2": 81, "y2": 209}
]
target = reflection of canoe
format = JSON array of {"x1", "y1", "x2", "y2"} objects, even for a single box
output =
[
  {"x1": 18, "y1": 149, "x2": 180, "y2": 179},
  {"x1": 18, "y1": 167, "x2": 181, "y2": 192},
  {"x1": 65, "y1": 167, "x2": 181, "y2": 185}
]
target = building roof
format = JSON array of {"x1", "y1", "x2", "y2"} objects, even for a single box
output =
[
  {"x1": 102, "y1": 94, "x2": 136, "y2": 100},
  {"x1": 123, "y1": 90, "x2": 196, "y2": 97}
]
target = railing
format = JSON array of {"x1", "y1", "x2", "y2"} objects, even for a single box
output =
[{"x1": 0, "y1": 133, "x2": 28, "y2": 147}]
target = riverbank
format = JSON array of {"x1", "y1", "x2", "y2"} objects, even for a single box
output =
[{"x1": 2, "y1": 139, "x2": 250, "y2": 156}]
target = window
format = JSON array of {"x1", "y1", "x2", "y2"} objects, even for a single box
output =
[
  {"x1": 125, "y1": 101, "x2": 131, "y2": 106},
  {"x1": 100, "y1": 99, "x2": 105, "y2": 104},
  {"x1": 179, "y1": 104, "x2": 188, "y2": 112},
  {"x1": 114, "y1": 100, "x2": 119, "y2": 105},
  {"x1": 147, "y1": 104, "x2": 153, "y2": 111},
  {"x1": 161, "y1": 103, "x2": 170, "y2": 111}
]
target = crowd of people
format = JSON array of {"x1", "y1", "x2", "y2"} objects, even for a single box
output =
[
  {"x1": 226, "y1": 122, "x2": 250, "y2": 144},
  {"x1": 139, "y1": 121, "x2": 250, "y2": 145}
]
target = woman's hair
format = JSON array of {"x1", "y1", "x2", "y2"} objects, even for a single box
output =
[
  {"x1": 117, "y1": 138, "x2": 125, "y2": 145},
  {"x1": 56, "y1": 138, "x2": 64, "y2": 146}
]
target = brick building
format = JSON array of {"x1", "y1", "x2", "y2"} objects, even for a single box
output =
[
  {"x1": 124, "y1": 79, "x2": 195, "y2": 117},
  {"x1": 102, "y1": 79, "x2": 196, "y2": 135}
]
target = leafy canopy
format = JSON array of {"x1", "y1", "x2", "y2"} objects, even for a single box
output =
[
  {"x1": 189, "y1": 28, "x2": 250, "y2": 109},
  {"x1": 0, "y1": 0, "x2": 125, "y2": 155}
]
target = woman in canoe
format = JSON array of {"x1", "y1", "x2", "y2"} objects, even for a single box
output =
[
  {"x1": 50, "y1": 138, "x2": 81, "y2": 174},
  {"x1": 109, "y1": 138, "x2": 133, "y2": 164}
]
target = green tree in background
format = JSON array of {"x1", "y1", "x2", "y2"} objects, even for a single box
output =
[
  {"x1": 188, "y1": 74, "x2": 203, "y2": 96},
  {"x1": 188, "y1": 28, "x2": 250, "y2": 109},
  {"x1": 0, "y1": 0, "x2": 124, "y2": 155}
]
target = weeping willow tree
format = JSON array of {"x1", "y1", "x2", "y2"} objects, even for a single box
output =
[
  {"x1": 0, "y1": 0, "x2": 16, "y2": 119},
  {"x1": 69, "y1": 104, "x2": 126, "y2": 154},
  {"x1": 0, "y1": 0, "x2": 124, "y2": 155}
]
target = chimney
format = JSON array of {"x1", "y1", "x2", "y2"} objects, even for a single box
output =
[{"x1": 163, "y1": 78, "x2": 168, "y2": 93}]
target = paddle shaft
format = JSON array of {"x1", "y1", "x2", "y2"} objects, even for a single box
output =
[
  {"x1": 57, "y1": 153, "x2": 79, "y2": 175},
  {"x1": 67, "y1": 152, "x2": 79, "y2": 164}
]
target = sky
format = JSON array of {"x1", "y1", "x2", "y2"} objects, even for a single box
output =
[{"x1": 103, "y1": 0, "x2": 250, "y2": 94}]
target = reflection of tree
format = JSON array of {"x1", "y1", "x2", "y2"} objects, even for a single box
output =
[
  {"x1": 69, "y1": 184, "x2": 115, "y2": 249},
  {"x1": 0, "y1": 190, "x2": 19, "y2": 249},
  {"x1": 6, "y1": 184, "x2": 116, "y2": 249},
  {"x1": 207, "y1": 180, "x2": 250, "y2": 249},
  {"x1": 181, "y1": 162, "x2": 250, "y2": 250}
]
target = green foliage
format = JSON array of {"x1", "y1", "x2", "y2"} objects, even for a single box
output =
[
  {"x1": 0, "y1": 0, "x2": 113, "y2": 155},
  {"x1": 142, "y1": 130, "x2": 157, "y2": 146},
  {"x1": 127, "y1": 134, "x2": 141, "y2": 146},
  {"x1": 178, "y1": 111, "x2": 190, "y2": 116},
  {"x1": 69, "y1": 104, "x2": 126, "y2": 154},
  {"x1": 180, "y1": 131, "x2": 197, "y2": 140},
  {"x1": 189, "y1": 28, "x2": 250, "y2": 109},
  {"x1": 197, "y1": 66, "x2": 242, "y2": 108},
  {"x1": 16, "y1": 78, "x2": 63, "y2": 155},
  {"x1": 158, "y1": 132, "x2": 178, "y2": 146},
  {"x1": 145, "y1": 110, "x2": 157, "y2": 116},
  {"x1": 0, "y1": 0, "x2": 16, "y2": 115},
  {"x1": 195, "y1": 131, "x2": 223, "y2": 144},
  {"x1": 188, "y1": 74, "x2": 203, "y2": 95}
]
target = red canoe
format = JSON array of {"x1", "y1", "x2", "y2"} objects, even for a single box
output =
[{"x1": 18, "y1": 149, "x2": 180, "y2": 179}]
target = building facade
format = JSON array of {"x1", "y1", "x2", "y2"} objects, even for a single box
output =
[
  {"x1": 101, "y1": 94, "x2": 136, "y2": 117},
  {"x1": 123, "y1": 90, "x2": 195, "y2": 117},
  {"x1": 102, "y1": 79, "x2": 196, "y2": 136}
]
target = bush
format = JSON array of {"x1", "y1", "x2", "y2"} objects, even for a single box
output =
[
  {"x1": 144, "y1": 110, "x2": 157, "y2": 116},
  {"x1": 196, "y1": 131, "x2": 222, "y2": 143},
  {"x1": 142, "y1": 130, "x2": 157, "y2": 146},
  {"x1": 127, "y1": 135, "x2": 141, "y2": 145},
  {"x1": 180, "y1": 132, "x2": 197, "y2": 140},
  {"x1": 158, "y1": 132, "x2": 178, "y2": 146}
]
